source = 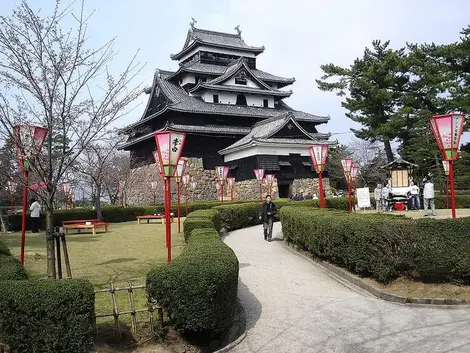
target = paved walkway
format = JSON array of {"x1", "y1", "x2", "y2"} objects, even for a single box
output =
[{"x1": 223, "y1": 223, "x2": 470, "y2": 353}]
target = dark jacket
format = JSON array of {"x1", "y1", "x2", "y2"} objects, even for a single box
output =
[{"x1": 259, "y1": 201, "x2": 277, "y2": 222}]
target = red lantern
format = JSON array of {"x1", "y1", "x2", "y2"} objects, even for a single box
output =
[
  {"x1": 429, "y1": 113, "x2": 465, "y2": 161},
  {"x1": 227, "y1": 177, "x2": 236, "y2": 202},
  {"x1": 153, "y1": 131, "x2": 186, "y2": 263},
  {"x1": 215, "y1": 166, "x2": 229, "y2": 204},
  {"x1": 309, "y1": 145, "x2": 329, "y2": 173},
  {"x1": 254, "y1": 169, "x2": 265, "y2": 201},
  {"x1": 341, "y1": 158, "x2": 354, "y2": 212},
  {"x1": 429, "y1": 113, "x2": 465, "y2": 218},
  {"x1": 309, "y1": 145, "x2": 329, "y2": 208},
  {"x1": 13, "y1": 124, "x2": 48, "y2": 267}
]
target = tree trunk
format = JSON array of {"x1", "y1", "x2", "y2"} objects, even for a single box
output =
[
  {"x1": 95, "y1": 183, "x2": 103, "y2": 220},
  {"x1": 383, "y1": 139, "x2": 394, "y2": 163},
  {"x1": 45, "y1": 195, "x2": 56, "y2": 279}
]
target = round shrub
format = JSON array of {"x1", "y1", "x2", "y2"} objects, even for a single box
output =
[{"x1": 0, "y1": 255, "x2": 28, "y2": 281}]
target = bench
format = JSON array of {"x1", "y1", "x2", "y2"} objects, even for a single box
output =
[
  {"x1": 136, "y1": 214, "x2": 174, "y2": 224},
  {"x1": 63, "y1": 222, "x2": 109, "y2": 235},
  {"x1": 62, "y1": 219, "x2": 101, "y2": 226}
]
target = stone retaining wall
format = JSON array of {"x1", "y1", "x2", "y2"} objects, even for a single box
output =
[{"x1": 125, "y1": 158, "x2": 330, "y2": 205}]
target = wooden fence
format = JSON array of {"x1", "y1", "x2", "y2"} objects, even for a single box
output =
[{"x1": 94, "y1": 281, "x2": 164, "y2": 336}]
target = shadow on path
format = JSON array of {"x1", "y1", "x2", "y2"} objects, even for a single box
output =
[{"x1": 237, "y1": 279, "x2": 262, "y2": 332}]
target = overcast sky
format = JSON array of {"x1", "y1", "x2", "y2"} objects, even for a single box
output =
[{"x1": 2, "y1": 0, "x2": 470, "y2": 145}]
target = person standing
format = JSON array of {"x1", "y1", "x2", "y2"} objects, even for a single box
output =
[
  {"x1": 30, "y1": 197, "x2": 41, "y2": 233},
  {"x1": 410, "y1": 182, "x2": 420, "y2": 211},
  {"x1": 381, "y1": 184, "x2": 390, "y2": 212},
  {"x1": 423, "y1": 178, "x2": 436, "y2": 216},
  {"x1": 374, "y1": 184, "x2": 382, "y2": 212},
  {"x1": 259, "y1": 195, "x2": 277, "y2": 242}
]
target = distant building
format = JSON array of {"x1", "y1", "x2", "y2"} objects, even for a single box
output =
[{"x1": 120, "y1": 25, "x2": 334, "y2": 203}]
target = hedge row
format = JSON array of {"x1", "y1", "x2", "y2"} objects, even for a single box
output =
[
  {"x1": 280, "y1": 206, "x2": 470, "y2": 283},
  {"x1": 0, "y1": 240, "x2": 95, "y2": 353},
  {"x1": 147, "y1": 212, "x2": 238, "y2": 338},
  {"x1": 0, "y1": 279, "x2": 95, "y2": 353},
  {"x1": 0, "y1": 240, "x2": 28, "y2": 281},
  {"x1": 6, "y1": 200, "x2": 249, "y2": 231},
  {"x1": 183, "y1": 209, "x2": 222, "y2": 241}
]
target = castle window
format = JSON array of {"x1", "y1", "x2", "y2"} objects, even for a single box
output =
[
  {"x1": 236, "y1": 94, "x2": 247, "y2": 106},
  {"x1": 213, "y1": 94, "x2": 219, "y2": 103},
  {"x1": 263, "y1": 99, "x2": 269, "y2": 108}
]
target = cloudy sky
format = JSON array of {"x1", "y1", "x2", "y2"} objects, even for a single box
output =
[{"x1": 2, "y1": 0, "x2": 470, "y2": 145}]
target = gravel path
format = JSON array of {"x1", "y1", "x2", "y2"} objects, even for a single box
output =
[{"x1": 223, "y1": 222, "x2": 470, "y2": 353}]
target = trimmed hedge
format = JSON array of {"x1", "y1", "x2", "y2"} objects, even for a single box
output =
[
  {"x1": 147, "y1": 227, "x2": 238, "y2": 337},
  {"x1": 281, "y1": 206, "x2": 470, "y2": 283},
  {"x1": 6, "y1": 200, "x2": 248, "y2": 231},
  {"x1": 0, "y1": 279, "x2": 95, "y2": 353},
  {"x1": 0, "y1": 254, "x2": 28, "y2": 281},
  {"x1": 186, "y1": 209, "x2": 222, "y2": 232},
  {"x1": 434, "y1": 195, "x2": 470, "y2": 209},
  {"x1": 0, "y1": 240, "x2": 11, "y2": 256},
  {"x1": 183, "y1": 218, "x2": 215, "y2": 241}
]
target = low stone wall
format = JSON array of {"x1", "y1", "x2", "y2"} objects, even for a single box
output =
[
  {"x1": 292, "y1": 178, "x2": 331, "y2": 198},
  {"x1": 125, "y1": 158, "x2": 330, "y2": 205}
]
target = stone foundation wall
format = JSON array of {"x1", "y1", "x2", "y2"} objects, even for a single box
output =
[
  {"x1": 125, "y1": 158, "x2": 330, "y2": 205},
  {"x1": 292, "y1": 178, "x2": 331, "y2": 198},
  {"x1": 125, "y1": 158, "x2": 219, "y2": 205},
  {"x1": 233, "y1": 179, "x2": 279, "y2": 201}
]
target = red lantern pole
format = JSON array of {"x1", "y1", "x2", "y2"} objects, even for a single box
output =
[
  {"x1": 318, "y1": 171, "x2": 325, "y2": 208},
  {"x1": 165, "y1": 177, "x2": 171, "y2": 262},
  {"x1": 185, "y1": 186, "x2": 189, "y2": 216},
  {"x1": 449, "y1": 161, "x2": 456, "y2": 219},
  {"x1": 446, "y1": 175, "x2": 449, "y2": 209},
  {"x1": 20, "y1": 170, "x2": 29, "y2": 266},
  {"x1": 177, "y1": 181, "x2": 181, "y2": 233},
  {"x1": 221, "y1": 183, "x2": 224, "y2": 205},
  {"x1": 347, "y1": 178, "x2": 351, "y2": 212}
]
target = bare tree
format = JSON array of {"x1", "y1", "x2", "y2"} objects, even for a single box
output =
[
  {"x1": 348, "y1": 138, "x2": 388, "y2": 187},
  {"x1": 74, "y1": 133, "x2": 125, "y2": 219},
  {"x1": 0, "y1": 1, "x2": 143, "y2": 278}
]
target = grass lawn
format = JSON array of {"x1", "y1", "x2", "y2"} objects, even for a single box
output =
[
  {"x1": 363, "y1": 277, "x2": 470, "y2": 302},
  {"x1": 0, "y1": 219, "x2": 186, "y2": 339}
]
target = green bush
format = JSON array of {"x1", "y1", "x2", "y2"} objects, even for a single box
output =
[
  {"x1": 214, "y1": 202, "x2": 262, "y2": 231},
  {"x1": 0, "y1": 255, "x2": 28, "y2": 281},
  {"x1": 324, "y1": 197, "x2": 349, "y2": 210},
  {"x1": 0, "y1": 240, "x2": 11, "y2": 256},
  {"x1": 147, "y1": 228, "x2": 238, "y2": 337},
  {"x1": 434, "y1": 195, "x2": 470, "y2": 209},
  {"x1": 6, "y1": 200, "x2": 233, "y2": 231},
  {"x1": 183, "y1": 218, "x2": 215, "y2": 241},
  {"x1": 0, "y1": 279, "x2": 95, "y2": 353},
  {"x1": 186, "y1": 209, "x2": 221, "y2": 232},
  {"x1": 280, "y1": 206, "x2": 470, "y2": 283}
]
